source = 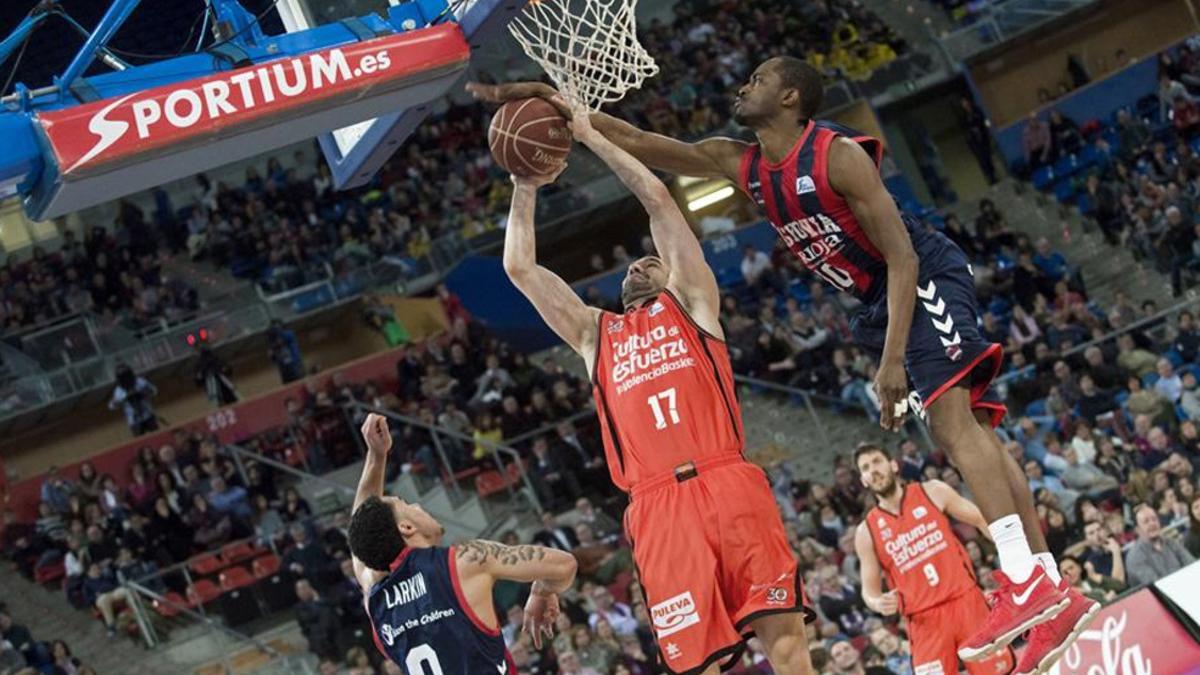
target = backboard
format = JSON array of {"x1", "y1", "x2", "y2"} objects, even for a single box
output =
[{"x1": 277, "y1": 0, "x2": 523, "y2": 190}]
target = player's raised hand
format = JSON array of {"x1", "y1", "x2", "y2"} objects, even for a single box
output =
[
  {"x1": 566, "y1": 105, "x2": 600, "y2": 145},
  {"x1": 874, "y1": 360, "x2": 909, "y2": 432},
  {"x1": 872, "y1": 590, "x2": 899, "y2": 615},
  {"x1": 512, "y1": 162, "x2": 568, "y2": 190},
  {"x1": 522, "y1": 588, "x2": 561, "y2": 649},
  {"x1": 360, "y1": 413, "x2": 392, "y2": 456}
]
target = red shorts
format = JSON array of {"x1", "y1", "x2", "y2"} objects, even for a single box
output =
[
  {"x1": 908, "y1": 591, "x2": 1015, "y2": 675},
  {"x1": 624, "y1": 455, "x2": 814, "y2": 675}
]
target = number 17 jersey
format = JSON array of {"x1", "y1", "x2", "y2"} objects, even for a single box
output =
[{"x1": 591, "y1": 291, "x2": 743, "y2": 492}]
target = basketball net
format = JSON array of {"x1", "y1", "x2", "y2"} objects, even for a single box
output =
[{"x1": 508, "y1": 0, "x2": 659, "y2": 111}]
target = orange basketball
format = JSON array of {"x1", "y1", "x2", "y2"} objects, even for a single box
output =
[{"x1": 487, "y1": 97, "x2": 572, "y2": 177}]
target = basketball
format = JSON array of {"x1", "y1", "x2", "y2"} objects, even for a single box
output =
[{"x1": 487, "y1": 97, "x2": 572, "y2": 177}]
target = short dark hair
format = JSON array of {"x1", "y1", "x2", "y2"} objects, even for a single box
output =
[
  {"x1": 773, "y1": 56, "x2": 824, "y2": 121},
  {"x1": 349, "y1": 496, "x2": 405, "y2": 571},
  {"x1": 852, "y1": 442, "x2": 889, "y2": 467}
]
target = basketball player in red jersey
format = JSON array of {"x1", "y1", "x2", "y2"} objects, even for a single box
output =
[
  {"x1": 853, "y1": 443, "x2": 1015, "y2": 675},
  {"x1": 470, "y1": 58, "x2": 1098, "y2": 673},
  {"x1": 502, "y1": 111, "x2": 814, "y2": 675}
]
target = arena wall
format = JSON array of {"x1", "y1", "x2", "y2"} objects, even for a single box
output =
[{"x1": 969, "y1": 0, "x2": 1195, "y2": 129}]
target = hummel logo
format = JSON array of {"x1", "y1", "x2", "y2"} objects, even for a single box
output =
[
  {"x1": 497, "y1": 662, "x2": 508, "y2": 674},
  {"x1": 1011, "y1": 576, "x2": 1042, "y2": 606}
]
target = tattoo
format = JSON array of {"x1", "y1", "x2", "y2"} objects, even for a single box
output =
[{"x1": 456, "y1": 540, "x2": 546, "y2": 566}]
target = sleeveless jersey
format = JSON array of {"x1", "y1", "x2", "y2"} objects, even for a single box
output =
[
  {"x1": 365, "y1": 546, "x2": 514, "y2": 675},
  {"x1": 592, "y1": 290, "x2": 743, "y2": 492},
  {"x1": 864, "y1": 482, "x2": 978, "y2": 615},
  {"x1": 738, "y1": 119, "x2": 944, "y2": 304}
]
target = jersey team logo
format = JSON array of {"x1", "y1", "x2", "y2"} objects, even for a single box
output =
[
  {"x1": 607, "y1": 319, "x2": 624, "y2": 334},
  {"x1": 651, "y1": 591, "x2": 701, "y2": 638},
  {"x1": 648, "y1": 301, "x2": 665, "y2": 317},
  {"x1": 912, "y1": 506, "x2": 928, "y2": 519},
  {"x1": 796, "y1": 175, "x2": 817, "y2": 194}
]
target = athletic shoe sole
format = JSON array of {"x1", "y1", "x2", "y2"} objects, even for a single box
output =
[
  {"x1": 958, "y1": 597, "x2": 1071, "y2": 662},
  {"x1": 1013, "y1": 600, "x2": 1103, "y2": 675}
]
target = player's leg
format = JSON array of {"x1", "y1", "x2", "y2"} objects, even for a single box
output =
[
  {"x1": 902, "y1": 267, "x2": 1067, "y2": 660},
  {"x1": 907, "y1": 604, "x2": 960, "y2": 675},
  {"x1": 710, "y1": 462, "x2": 814, "y2": 675},
  {"x1": 626, "y1": 479, "x2": 744, "y2": 675},
  {"x1": 977, "y1": 408, "x2": 1055, "y2": 576},
  {"x1": 746, "y1": 613, "x2": 811, "y2": 675}
]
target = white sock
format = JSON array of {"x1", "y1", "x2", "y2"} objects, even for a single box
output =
[
  {"x1": 1034, "y1": 552, "x2": 1062, "y2": 586},
  {"x1": 988, "y1": 515, "x2": 1036, "y2": 583}
]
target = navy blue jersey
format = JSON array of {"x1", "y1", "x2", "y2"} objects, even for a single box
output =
[
  {"x1": 365, "y1": 546, "x2": 514, "y2": 675},
  {"x1": 738, "y1": 119, "x2": 960, "y2": 304}
]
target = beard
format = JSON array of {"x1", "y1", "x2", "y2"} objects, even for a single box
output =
[{"x1": 869, "y1": 475, "x2": 900, "y2": 500}]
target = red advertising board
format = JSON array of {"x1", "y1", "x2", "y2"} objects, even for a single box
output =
[
  {"x1": 1042, "y1": 588, "x2": 1200, "y2": 675},
  {"x1": 37, "y1": 24, "x2": 468, "y2": 177}
]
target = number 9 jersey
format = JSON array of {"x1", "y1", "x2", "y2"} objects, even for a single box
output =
[{"x1": 863, "y1": 482, "x2": 978, "y2": 615}]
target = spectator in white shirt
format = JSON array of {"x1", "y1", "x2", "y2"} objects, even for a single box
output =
[
  {"x1": 1154, "y1": 358, "x2": 1184, "y2": 403},
  {"x1": 586, "y1": 586, "x2": 639, "y2": 636},
  {"x1": 740, "y1": 245, "x2": 783, "y2": 292}
]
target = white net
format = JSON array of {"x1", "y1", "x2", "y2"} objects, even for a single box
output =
[{"x1": 508, "y1": 0, "x2": 659, "y2": 111}]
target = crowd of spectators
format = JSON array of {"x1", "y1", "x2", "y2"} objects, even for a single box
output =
[
  {"x1": 0, "y1": 212, "x2": 199, "y2": 343},
  {"x1": 151, "y1": 0, "x2": 907, "y2": 297}
]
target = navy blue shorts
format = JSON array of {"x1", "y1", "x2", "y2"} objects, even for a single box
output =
[{"x1": 850, "y1": 260, "x2": 1006, "y2": 427}]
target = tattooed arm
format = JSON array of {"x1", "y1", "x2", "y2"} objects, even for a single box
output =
[
  {"x1": 454, "y1": 540, "x2": 577, "y2": 594},
  {"x1": 453, "y1": 539, "x2": 577, "y2": 647}
]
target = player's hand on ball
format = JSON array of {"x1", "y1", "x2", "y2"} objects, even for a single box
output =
[
  {"x1": 566, "y1": 106, "x2": 599, "y2": 143},
  {"x1": 512, "y1": 162, "x2": 568, "y2": 189},
  {"x1": 873, "y1": 590, "x2": 899, "y2": 615},
  {"x1": 360, "y1": 413, "x2": 392, "y2": 456},
  {"x1": 467, "y1": 81, "x2": 559, "y2": 106},
  {"x1": 522, "y1": 590, "x2": 560, "y2": 649},
  {"x1": 874, "y1": 360, "x2": 909, "y2": 432}
]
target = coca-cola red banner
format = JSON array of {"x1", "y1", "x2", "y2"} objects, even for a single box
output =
[
  {"x1": 1042, "y1": 588, "x2": 1200, "y2": 675},
  {"x1": 37, "y1": 24, "x2": 467, "y2": 177}
]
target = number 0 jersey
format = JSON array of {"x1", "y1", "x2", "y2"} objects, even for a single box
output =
[
  {"x1": 863, "y1": 482, "x2": 978, "y2": 615},
  {"x1": 365, "y1": 546, "x2": 515, "y2": 674},
  {"x1": 737, "y1": 119, "x2": 953, "y2": 304},
  {"x1": 591, "y1": 290, "x2": 743, "y2": 492}
]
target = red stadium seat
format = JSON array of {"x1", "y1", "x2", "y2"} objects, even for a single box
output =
[
  {"x1": 475, "y1": 470, "x2": 508, "y2": 498},
  {"x1": 190, "y1": 552, "x2": 226, "y2": 576},
  {"x1": 251, "y1": 554, "x2": 280, "y2": 579},
  {"x1": 153, "y1": 591, "x2": 189, "y2": 618},
  {"x1": 221, "y1": 541, "x2": 263, "y2": 564},
  {"x1": 219, "y1": 566, "x2": 256, "y2": 591},
  {"x1": 34, "y1": 559, "x2": 65, "y2": 585},
  {"x1": 187, "y1": 579, "x2": 222, "y2": 606}
]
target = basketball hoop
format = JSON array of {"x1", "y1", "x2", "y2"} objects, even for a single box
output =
[{"x1": 508, "y1": 0, "x2": 659, "y2": 111}]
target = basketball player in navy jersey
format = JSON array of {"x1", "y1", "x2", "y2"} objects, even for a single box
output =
[
  {"x1": 348, "y1": 414, "x2": 578, "y2": 674},
  {"x1": 470, "y1": 58, "x2": 1098, "y2": 674}
]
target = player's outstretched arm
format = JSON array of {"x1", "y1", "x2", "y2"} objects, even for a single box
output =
[
  {"x1": 454, "y1": 539, "x2": 578, "y2": 648},
  {"x1": 855, "y1": 523, "x2": 898, "y2": 616},
  {"x1": 923, "y1": 479, "x2": 991, "y2": 537},
  {"x1": 466, "y1": 81, "x2": 746, "y2": 179},
  {"x1": 568, "y1": 112, "x2": 722, "y2": 333},
  {"x1": 502, "y1": 169, "x2": 602, "y2": 370},
  {"x1": 829, "y1": 137, "x2": 918, "y2": 433},
  {"x1": 353, "y1": 413, "x2": 391, "y2": 512}
]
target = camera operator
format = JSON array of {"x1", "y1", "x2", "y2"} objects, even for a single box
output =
[
  {"x1": 108, "y1": 364, "x2": 159, "y2": 436},
  {"x1": 194, "y1": 347, "x2": 238, "y2": 407},
  {"x1": 267, "y1": 319, "x2": 305, "y2": 384}
]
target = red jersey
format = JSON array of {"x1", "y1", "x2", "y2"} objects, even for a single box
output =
[
  {"x1": 864, "y1": 482, "x2": 977, "y2": 615},
  {"x1": 591, "y1": 291, "x2": 743, "y2": 492}
]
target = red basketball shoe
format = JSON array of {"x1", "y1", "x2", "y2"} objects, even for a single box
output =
[
  {"x1": 1014, "y1": 582, "x2": 1102, "y2": 675},
  {"x1": 958, "y1": 567, "x2": 1069, "y2": 661}
]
